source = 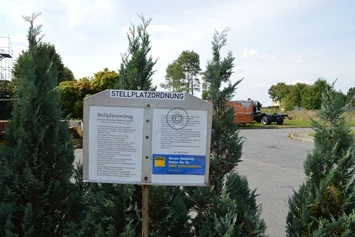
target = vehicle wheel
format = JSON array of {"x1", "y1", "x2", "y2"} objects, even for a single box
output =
[
  {"x1": 254, "y1": 116, "x2": 262, "y2": 123},
  {"x1": 261, "y1": 116, "x2": 270, "y2": 125},
  {"x1": 276, "y1": 119, "x2": 284, "y2": 125}
]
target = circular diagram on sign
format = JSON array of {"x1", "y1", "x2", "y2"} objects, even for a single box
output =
[{"x1": 166, "y1": 107, "x2": 189, "y2": 130}]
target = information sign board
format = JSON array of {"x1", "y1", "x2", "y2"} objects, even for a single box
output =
[{"x1": 83, "y1": 90, "x2": 213, "y2": 186}]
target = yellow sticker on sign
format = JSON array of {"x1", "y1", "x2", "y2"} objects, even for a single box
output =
[{"x1": 154, "y1": 156, "x2": 166, "y2": 167}]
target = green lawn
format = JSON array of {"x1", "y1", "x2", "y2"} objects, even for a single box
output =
[{"x1": 306, "y1": 130, "x2": 355, "y2": 137}]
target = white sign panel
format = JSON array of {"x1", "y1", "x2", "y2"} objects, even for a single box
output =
[
  {"x1": 83, "y1": 90, "x2": 212, "y2": 186},
  {"x1": 88, "y1": 106, "x2": 144, "y2": 183},
  {"x1": 151, "y1": 108, "x2": 207, "y2": 184}
]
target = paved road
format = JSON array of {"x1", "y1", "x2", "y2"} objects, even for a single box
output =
[
  {"x1": 237, "y1": 128, "x2": 314, "y2": 237},
  {"x1": 74, "y1": 128, "x2": 314, "y2": 236},
  {"x1": 74, "y1": 149, "x2": 83, "y2": 168}
]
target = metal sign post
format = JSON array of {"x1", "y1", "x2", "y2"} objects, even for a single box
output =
[{"x1": 82, "y1": 90, "x2": 213, "y2": 236}]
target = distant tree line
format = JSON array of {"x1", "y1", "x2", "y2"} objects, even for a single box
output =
[
  {"x1": 58, "y1": 68, "x2": 118, "y2": 119},
  {"x1": 268, "y1": 79, "x2": 355, "y2": 111}
]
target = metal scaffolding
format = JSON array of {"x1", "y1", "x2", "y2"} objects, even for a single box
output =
[{"x1": 0, "y1": 35, "x2": 13, "y2": 81}]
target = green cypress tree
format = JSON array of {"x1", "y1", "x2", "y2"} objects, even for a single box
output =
[
  {"x1": 115, "y1": 14, "x2": 157, "y2": 91},
  {"x1": 0, "y1": 13, "x2": 79, "y2": 236},
  {"x1": 66, "y1": 183, "x2": 139, "y2": 237},
  {"x1": 286, "y1": 82, "x2": 355, "y2": 236},
  {"x1": 185, "y1": 28, "x2": 266, "y2": 236}
]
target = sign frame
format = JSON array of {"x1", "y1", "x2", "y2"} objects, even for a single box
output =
[{"x1": 83, "y1": 89, "x2": 213, "y2": 186}]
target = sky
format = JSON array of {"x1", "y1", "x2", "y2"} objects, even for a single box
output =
[{"x1": 0, "y1": 0, "x2": 354, "y2": 105}]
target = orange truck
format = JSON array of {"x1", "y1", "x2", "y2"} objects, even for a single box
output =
[
  {"x1": 228, "y1": 100, "x2": 261, "y2": 125},
  {"x1": 228, "y1": 100, "x2": 291, "y2": 125}
]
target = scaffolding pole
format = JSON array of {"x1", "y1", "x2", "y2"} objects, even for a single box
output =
[{"x1": 0, "y1": 35, "x2": 13, "y2": 81}]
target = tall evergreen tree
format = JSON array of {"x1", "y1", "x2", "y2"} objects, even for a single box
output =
[
  {"x1": 286, "y1": 82, "x2": 355, "y2": 236},
  {"x1": 63, "y1": 66, "x2": 75, "y2": 81},
  {"x1": 115, "y1": 14, "x2": 157, "y2": 91},
  {"x1": 0, "y1": 13, "x2": 80, "y2": 236},
  {"x1": 186, "y1": 28, "x2": 266, "y2": 236},
  {"x1": 160, "y1": 50, "x2": 201, "y2": 95},
  {"x1": 178, "y1": 50, "x2": 201, "y2": 95}
]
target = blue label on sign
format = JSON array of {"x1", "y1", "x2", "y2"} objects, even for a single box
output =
[{"x1": 152, "y1": 154, "x2": 205, "y2": 175}]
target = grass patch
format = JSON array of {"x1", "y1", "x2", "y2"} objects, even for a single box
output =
[
  {"x1": 306, "y1": 130, "x2": 355, "y2": 137},
  {"x1": 345, "y1": 111, "x2": 355, "y2": 126}
]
